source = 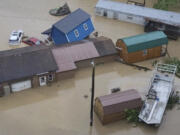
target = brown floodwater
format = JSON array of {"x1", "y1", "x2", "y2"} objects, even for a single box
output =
[{"x1": 0, "y1": 0, "x2": 180, "y2": 135}]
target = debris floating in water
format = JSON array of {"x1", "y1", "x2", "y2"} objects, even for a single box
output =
[{"x1": 49, "y1": 3, "x2": 71, "y2": 16}]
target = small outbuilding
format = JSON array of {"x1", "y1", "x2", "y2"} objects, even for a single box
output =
[
  {"x1": 94, "y1": 89, "x2": 142, "y2": 125},
  {"x1": 116, "y1": 31, "x2": 168, "y2": 63},
  {"x1": 42, "y1": 8, "x2": 95, "y2": 45}
]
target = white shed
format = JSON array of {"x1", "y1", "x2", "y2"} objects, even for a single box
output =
[{"x1": 95, "y1": 0, "x2": 180, "y2": 27}]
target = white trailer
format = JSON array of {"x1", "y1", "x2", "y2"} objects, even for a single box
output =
[
  {"x1": 138, "y1": 63, "x2": 177, "y2": 126},
  {"x1": 95, "y1": 0, "x2": 180, "y2": 27}
]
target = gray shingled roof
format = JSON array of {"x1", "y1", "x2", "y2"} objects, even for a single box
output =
[
  {"x1": 89, "y1": 36, "x2": 118, "y2": 57},
  {"x1": 53, "y1": 8, "x2": 90, "y2": 34},
  {"x1": 0, "y1": 46, "x2": 58, "y2": 83}
]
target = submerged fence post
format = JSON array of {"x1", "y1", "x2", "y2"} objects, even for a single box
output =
[{"x1": 90, "y1": 61, "x2": 95, "y2": 126}]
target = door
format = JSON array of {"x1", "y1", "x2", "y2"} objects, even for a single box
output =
[
  {"x1": 114, "y1": 12, "x2": 118, "y2": 19},
  {"x1": 107, "y1": 11, "x2": 114, "y2": 19},
  {"x1": 11, "y1": 80, "x2": 31, "y2": 92},
  {"x1": 3, "y1": 85, "x2": 10, "y2": 96},
  {"x1": 39, "y1": 76, "x2": 47, "y2": 86}
]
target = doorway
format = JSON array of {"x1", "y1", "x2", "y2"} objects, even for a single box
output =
[{"x1": 39, "y1": 76, "x2": 47, "y2": 86}]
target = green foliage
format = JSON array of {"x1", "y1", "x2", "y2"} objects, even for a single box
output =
[
  {"x1": 164, "y1": 57, "x2": 180, "y2": 74},
  {"x1": 153, "y1": 0, "x2": 180, "y2": 10},
  {"x1": 152, "y1": 60, "x2": 158, "y2": 67},
  {"x1": 124, "y1": 109, "x2": 139, "y2": 123}
]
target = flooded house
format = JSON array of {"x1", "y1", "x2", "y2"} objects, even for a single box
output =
[
  {"x1": 42, "y1": 8, "x2": 95, "y2": 45},
  {"x1": 116, "y1": 31, "x2": 168, "y2": 63},
  {"x1": 0, "y1": 46, "x2": 58, "y2": 96},
  {"x1": 94, "y1": 89, "x2": 142, "y2": 125},
  {"x1": 95, "y1": 0, "x2": 180, "y2": 26},
  {"x1": 95, "y1": 0, "x2": 180, "y2": 39},
  {"x1": 51, "y1": 41, "x2": 99, "y2": 80},
  {"x1": 51, "y1": 36, "x2": 118, "y2": 80},
  {"x1": 0, "y1": 36, "x2": 117, "y2": 96}
]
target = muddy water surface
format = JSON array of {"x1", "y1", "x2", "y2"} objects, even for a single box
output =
[{"x1": 0, "y1": 0, "x2": 180, "y2": 135}]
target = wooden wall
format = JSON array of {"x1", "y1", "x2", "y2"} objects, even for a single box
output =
[
  {"x1": 56, "y1": 70, "x2": 75, "y2": 81},
  {"x1": 116, "y1": 39, "x2": 162, "y2": 63},
  {"x1": 75, "y1": 55, "x2": 118, "y2": 68},
  {"x1": 32, "y1": 72, "x2": 56, "y2": 88}
]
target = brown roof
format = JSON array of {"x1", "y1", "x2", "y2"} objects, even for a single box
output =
[
  {"x1": 88, "y1": 36, "x2": 118, "y2": 57},
  {"x1": 97, "y1": 89, "x2": 142, "y2": 115},
  {"x1": 52, "y1": 41, "x2": 99, "y2": 73}
]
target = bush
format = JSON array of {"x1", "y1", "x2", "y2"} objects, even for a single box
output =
[
  {"x1": 124, "y1": 109, "x2": 139, "y2": 123},
  {"x1": 164, "y1": 57, "x2": 180, "y2": 74},
  {"x1": 153, "y1": 0, "x2": 180, "y2": 10}
]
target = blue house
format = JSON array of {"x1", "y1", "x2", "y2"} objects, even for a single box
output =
[{"x1": 42, "y1": 8, "x2": 95, "y2": 45}]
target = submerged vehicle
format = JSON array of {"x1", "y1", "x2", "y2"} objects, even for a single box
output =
[
  {"x1": 138, "y1": 63, "x2": 177, "y2": 127},
  {"x1": 22, "y1": 37, "x2": 45, "y2": 46},
  {"x1": 9, "y1": 30, "x2": 23, "y2": 45}
]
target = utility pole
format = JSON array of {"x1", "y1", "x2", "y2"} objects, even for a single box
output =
[
  {"x1": 90, "y1": 61, "x2": 95, "y2": 126},
  {"x1": 144, "y1": 0, "x2": 146, "y2": 6}
]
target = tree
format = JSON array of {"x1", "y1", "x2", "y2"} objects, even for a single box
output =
[{"x1": 153, "y1": 0, "x2": 180, "y2": 10}]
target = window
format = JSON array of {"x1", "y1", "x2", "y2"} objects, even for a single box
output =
[
  {"x1": 127, "y1": 16, "x2": 133, "y2": 20},
  {"x1": 83, "y1": 23, "x2": 88, "y2": 31},
  {"x1": 39, "y1": 76, "x2": 47, "y2": 86},
  {"x1": 74, "y1": 29, "x2": 79, "y2": 37},
  {"x1": 48, "y1": 74, "x2": 54, "y2": 81},
  {"x1": 143, "y1": 49, "x2": 147, "y2": 56}
]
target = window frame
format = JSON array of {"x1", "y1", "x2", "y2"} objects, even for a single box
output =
[
  {"x1": 83, "y1": 23, "x2": 88, "y2": 31},
  {"x1": 48, "y1": 74, "x2": 54, "y2": 81},
  {"x1": 143, "y1": 49, "x2": 147, "y2": 56},
  {"x1": 74, "y1": 29, "x2": 79, "y2": 37}
]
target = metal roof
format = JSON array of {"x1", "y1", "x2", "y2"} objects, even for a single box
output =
[
  {"x1": 97, "y1": 89, "x2": 142, "y2": 115},
  {"x1": 95, "y1": 0, "x2": 180, "y2": 27},
  {"x1": 121, "y1": 31, "x2": 168, "y2": 53},
  {"x1": 53, "y1": 8, "x2": 90, "y2": 34},
  {"x1": 0, "y1": 46, "x2": 58, "y2": 83}
]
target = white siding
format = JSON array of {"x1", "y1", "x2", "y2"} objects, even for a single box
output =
[
  {"x1": 95, "y1": 8, "x2": 104, "y2": 16},
  {"x1": 95, "y1": 0, "x2": 180, "y2": 27},
  {"x1": 11, "y1": 80, "x2": 31, "y2": 92},
  {"x1": 107, "y1": 10, "x2": 114, "y2": 19}
]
